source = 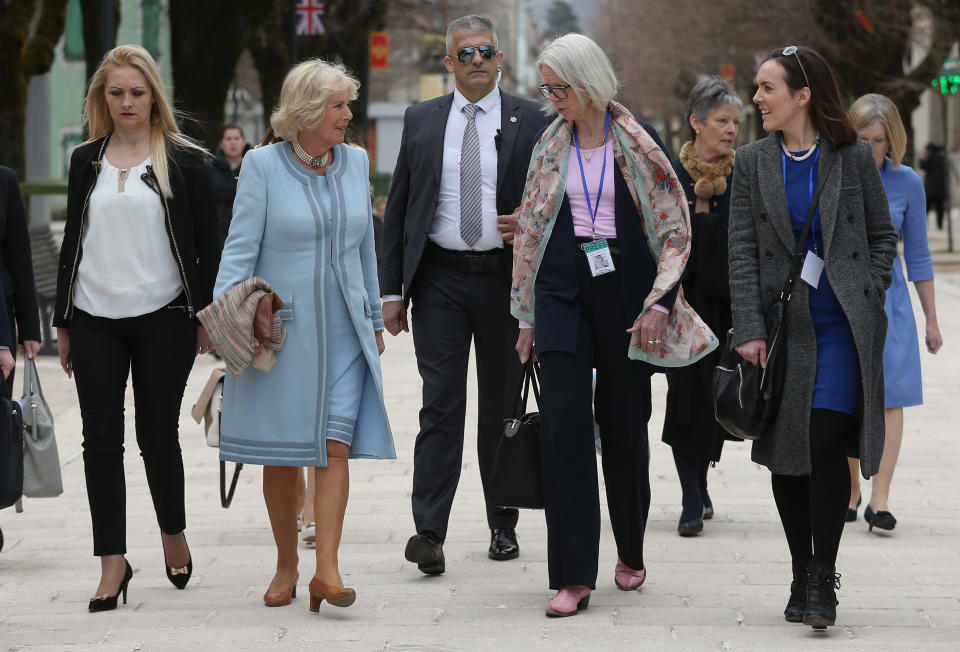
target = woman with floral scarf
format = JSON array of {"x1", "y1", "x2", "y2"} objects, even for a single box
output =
[{"x1": 512, "y1": 34, "x2": 717, "y2": 618}]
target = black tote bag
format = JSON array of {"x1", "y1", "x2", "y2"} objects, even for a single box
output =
[
  {"x1": 490, "y1": 361, "x2": 543, "y2": 510},
  {"x1": 0, "y1": 390, "x2": 25, "y2": 511}
]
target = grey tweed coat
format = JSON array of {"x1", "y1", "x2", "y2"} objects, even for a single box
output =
[{"x1": 728, "y1": 133, "x2": 897, "y2": 478}]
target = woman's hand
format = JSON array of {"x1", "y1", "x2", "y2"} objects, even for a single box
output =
[
  {"x1": 735, "y1": 338, "x2": 767, "y2": 368},
  {"x1": 22, "y1": 340, "x2": 41, "y2": 359},
  {"x1": 0, "y1": 349, "x2": 13, "y2": 380},
  {"x1": 197, "y1": 325, "x2": 214, "y2": 355},
  {"x1": 627, "y1": 309, "x2": 668, "y2": 354},
  {"x1": 375, "y1": 330, "x2": 385, "y2": 356},
  {"x1": 57, "y1": 327, "x2": 72, "y2": 377},
  {"x1": 926, "y1": 321, "x2": 943, "y2": 354},
  {"x1": 516, "y1": 328, "x2": 535, "y2": 363}
]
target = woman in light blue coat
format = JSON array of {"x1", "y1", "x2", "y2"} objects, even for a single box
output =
[{"x1": 214, "y1": 59, "x2": 395, "y2": 612}]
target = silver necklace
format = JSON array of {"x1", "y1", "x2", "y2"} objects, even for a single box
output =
[
  {"x1": 781, "y1": 134, "x2": 820, "y2": 162},
  {"x1": 583, "y1": 136, "x2": 606, "y2": 164},
  {"x1": 292, "y1": 139, "x2": 329, "y2": 168}
]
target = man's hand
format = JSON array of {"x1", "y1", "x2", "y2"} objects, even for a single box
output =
[
  {"x1": 22, "y1": 340, "x2": 41, "y2": 359},
  {"x1": 382, "y1": 300, "x2": 408, "y2": 336},
  {"x1": 497, "y1": 208, "x2": 520, "y2": 244}
]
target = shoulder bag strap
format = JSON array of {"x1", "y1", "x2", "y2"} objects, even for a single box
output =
[{"x1": 780, "y1": 153, "x2": 838, "y2": 302}]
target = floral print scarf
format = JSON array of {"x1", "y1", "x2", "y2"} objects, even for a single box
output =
[{"x1": 510, "y1": 100, "x2": 718, "y2": 366}]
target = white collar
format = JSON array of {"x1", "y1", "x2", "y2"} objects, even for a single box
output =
[{"x1": 452, "y1": 87, "x2": 500, "y2": 115}]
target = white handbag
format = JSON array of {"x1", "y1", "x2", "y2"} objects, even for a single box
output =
[{"x1": 191, "y1": 367, "x2": 241, "y2": 507}]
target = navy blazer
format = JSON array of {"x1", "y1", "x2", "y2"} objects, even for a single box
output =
[
  {"x1": 534, "y1": 161, "x2": 682, "y2": 355},
  {"x1": 0, "y1": 165, "x2": 41, "y2": 342}
]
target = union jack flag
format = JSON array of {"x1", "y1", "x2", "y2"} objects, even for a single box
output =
[{"x1": 296, "y1": 0, "x2": 325, "y2": 36}]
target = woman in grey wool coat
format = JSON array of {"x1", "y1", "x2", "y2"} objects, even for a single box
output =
[{"x1": 729, "y1": 46, "x2": 896, "y2": 631}]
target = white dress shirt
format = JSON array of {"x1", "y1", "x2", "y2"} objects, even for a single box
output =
[
  {"x1": 429, "y1": 87, "x2": 502, "y2": 252},
  {"x1": 74, "y1": 156, "x2": 184, "y2": 318}
]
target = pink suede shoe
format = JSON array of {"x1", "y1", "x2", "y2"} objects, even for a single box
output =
[
  {"x1": 545, "y1": 585, "x2": 592, "y2": 617},
  {"x1": 614, "y1": 557, "x2": 646, "y2": 591}
]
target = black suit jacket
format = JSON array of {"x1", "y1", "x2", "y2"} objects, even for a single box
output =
[
  {"x1": 381, "y1": 90, "x2": 550, "y2": 301},
  {"x1": 0, "y1": 295, "x2": 10, "y2": 349},
  {"x1": 0, "y1": 165, "x2": 41, "y2": 343}
]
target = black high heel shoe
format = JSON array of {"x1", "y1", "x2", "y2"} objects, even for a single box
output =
[
  {"x1": 89, "y1": 559, "x2": 133, "y2": 612},
  {"x1": 846, "y1": 494, "x2": 861, "y2": 522},
  {"x1": 864, "y1": 505, "x2": 897, "y2": 532},
  {"x1": 164, "y1": 536, "x2": 193, "y2": 589}
]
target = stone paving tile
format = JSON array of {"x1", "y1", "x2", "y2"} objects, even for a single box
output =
[{"x1": 1, "y1": 273, "x2": 959, "y2": 651}]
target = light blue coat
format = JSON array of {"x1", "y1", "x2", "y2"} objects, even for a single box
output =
[{"x1": 214, "y1": 142, "x2": 395, "y2": 467}]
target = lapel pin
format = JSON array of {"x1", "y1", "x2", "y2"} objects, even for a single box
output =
[{"x1": 509, "y1": 116, "x2": 518, "y2": 123}]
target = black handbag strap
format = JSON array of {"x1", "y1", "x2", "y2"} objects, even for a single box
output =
[
  {"x1": 780, "y1": 151, "x2": 837, "y2": 302},
  {"x1": 220, "y1": 460, "x2": 243, "y2": 508},
  {"x1": 512, "y1": 361, "x2": 541, "y2": 417}
]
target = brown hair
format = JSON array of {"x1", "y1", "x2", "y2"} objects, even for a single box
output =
[{"x1": 763, "y1": 46, "x2": 856, "y2": 148}]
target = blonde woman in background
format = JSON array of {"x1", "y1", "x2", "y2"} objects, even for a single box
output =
[
  {"x1": 54, "y1": 44, "x2": 219, "y2": 612},
  {"x1": 847, "y1": 94, "x2": 943, "y2": 532}
]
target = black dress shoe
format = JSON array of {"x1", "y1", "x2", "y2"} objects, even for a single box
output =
[
  {"x1": 677, "y1": 518, "x2": 703, "y2": 537},
  {"x1": 488, "y1": 528, "x2": 519, "y2": 561},
  {"x1": 784, "y1": 559, "x2": 810, "y2": 622},
  {"x1": 802, "y1": 563, "x2": 841, "y2": 630},
  {"x1": 405, "y1": 532, "x2": 445, "y2": 575},
  {"x1": 864, "y1": 505, "x2": 897, "y2": 531}
]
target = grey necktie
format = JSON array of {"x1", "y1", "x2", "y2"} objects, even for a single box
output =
[{"x1": 459, "y1": 103, "x2": 483, "y2": 247}]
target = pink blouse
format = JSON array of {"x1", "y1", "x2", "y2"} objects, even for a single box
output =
[{"x1": 567, "y1": 141, "x2": 616, "y2": 238}]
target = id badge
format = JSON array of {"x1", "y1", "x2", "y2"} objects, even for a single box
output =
[
  {"x1": 583, "y1": 239, "x2": 615, "y2": 277},
  {"x1": 800, "y1": 250, "x2": 824, "y2": 289}
]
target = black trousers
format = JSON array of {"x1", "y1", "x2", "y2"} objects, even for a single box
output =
[
  {"x1": 70, "y1": 303, "x2": 196, "y2": 556},
  {"x1": 928, "y1": 197, "x2": 946, "y2": 230},
  {"x1": 771, "y1": 408, "x2": 858, "y2": 567},
  {"x1": 409, "y1": 253, "x2": 522, "y2": 540},
  {"x1": 537, "y1": 252, "x2": 652, "y2": 590}
]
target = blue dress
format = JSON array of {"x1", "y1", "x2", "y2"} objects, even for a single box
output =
[
  {"x1": 879, "y1": 158, "x2": 931, "y2": 407},
  {"x1": 214, "y1": 143, "x2": 395, "y2": 467},
  {"x1": 784, "y1": 150, "x2": 859, "y2": 416}
]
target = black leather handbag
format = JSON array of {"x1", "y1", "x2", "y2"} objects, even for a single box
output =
[
  {"x1": 490, "y1": 361, "x2": 544, "y2": 510},
  {"x1": 713, "y1": 154, "x2": 835, "y2": 441},
  {"x1": 1, "y1": 389, "x2": 25, "y2": 511}
]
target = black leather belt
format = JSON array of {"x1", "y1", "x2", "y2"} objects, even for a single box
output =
[
  {"x1": 575, "y1": 236, "x2": 621, "y2": 256},
  {"x1": 424, "y1": 241, "x2": 503, "y2": 273}
]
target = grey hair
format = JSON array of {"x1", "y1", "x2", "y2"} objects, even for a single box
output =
[
  {"x1": 536, "y1": 33, "x2": 619, "y2": 115},
  {"x1": 446, "y1": 15, "x2": 498, "y2": 53},
  {"x1": 685, "y1": 76, "x2": 743, "y2": 140}
]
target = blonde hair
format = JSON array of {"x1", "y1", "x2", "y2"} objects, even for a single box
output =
[
  {"x1": 850, "y1": 93, "x2": 907, "y2": 168},
  {"x1": 536, "y1": 33, "x2": 619, "y2": 116},
  {"x1": 270, "y1": 59, "x2": 360, "y2": 141},
  {"x1": 83, "y1": 44, "x2": 206, "y2": 197}
]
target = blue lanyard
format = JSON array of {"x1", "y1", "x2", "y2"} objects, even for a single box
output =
[
  {"x1": 781, "y1": 147, "x2": 821, "y2": 250},
  {"x1": 574, "y1": 110, "x2": 611, "y2": 236}
]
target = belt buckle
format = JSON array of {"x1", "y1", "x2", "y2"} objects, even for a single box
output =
[{"x1": 465, "y1": 254, "x2": 483, "y2": 273}]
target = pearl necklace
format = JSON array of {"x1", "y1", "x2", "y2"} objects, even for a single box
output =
[
  {"x1": 292, "y1": 139, "x2": 330, "y2": 169},
  {"x1": 780, "y1": 134, "x2": 820, "y2": 162}
]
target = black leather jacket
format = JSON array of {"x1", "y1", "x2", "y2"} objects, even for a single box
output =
[{"x1": 53, "y1": 136, "x2": 220, "y2": 327}]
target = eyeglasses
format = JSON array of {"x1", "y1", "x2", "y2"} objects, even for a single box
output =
[
  {"x1": 782, "y1": 46, "x2": 811, "y2": 90},
  {"x1": 538, "y1": 84, "x2": 571, "y2": 100},
  {"x1": 455, "y1": 45, "x2": 497, "y2": 64}
]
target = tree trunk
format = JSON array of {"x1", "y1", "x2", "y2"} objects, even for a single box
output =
[
  {"x1": 0, "y1": 0, "x2": 68, "y2": 178},
  {"x1": 80, "y1": 0, "x2": 121, "y2": 87},
  {"x1": 169, "y1": 0, "x2": 274, "y2": 149}
]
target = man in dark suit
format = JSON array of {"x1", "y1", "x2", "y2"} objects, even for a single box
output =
[
  {"x1": 381, "y1": 14, "x2": 549, "y2": 575},
  {"x1": 0, "y1": 165, "x2": 42, "y2": 393},
  {"x1": 0, "y1": 297, "x2": 14, "y2": 382}
]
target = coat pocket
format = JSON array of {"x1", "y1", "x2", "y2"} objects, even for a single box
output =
[{"x1": 276, "y1": 303, "x2": 294, "y2": 321}]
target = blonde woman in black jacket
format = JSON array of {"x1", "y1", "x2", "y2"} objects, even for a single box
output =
[{"x1": 54, "y1": 44, "x2": 219, "y2": 612}]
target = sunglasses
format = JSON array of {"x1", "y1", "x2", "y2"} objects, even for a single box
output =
[
  {"x1": 454, "y1": 45, "x2": 497, "y2": 64},
  {"x1": 782, "y1": 46, "x2": 811, "y2": 90},
  {"x1": 538, "y1": 84, "x2": 571, "y2": 100}
]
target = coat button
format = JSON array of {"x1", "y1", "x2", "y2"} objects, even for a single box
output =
[
  {"x1": 852, "y1": 251, "x2": 860, "y2": 260},
  {"x1": 847, "y1": 214, "x2": 854, "y2": 223},
  {"x1": 765, "y1": 250, "x2": 774, "y2": 259},
  {"x1": 864, "y1": 287, "x2": 870, "y2": 296}
]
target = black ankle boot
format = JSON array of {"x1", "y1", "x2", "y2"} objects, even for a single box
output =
[
  {"x1": 802, "y1": 563, "x2": 841, "y2": 629},
  {"x1": 784, "y1": 559, "x2": 810, "y2": 622}
]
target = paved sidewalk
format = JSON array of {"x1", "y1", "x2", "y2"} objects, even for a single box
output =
[{"x1": 2, "y1": 273, "x2": 959, "y2": 651}]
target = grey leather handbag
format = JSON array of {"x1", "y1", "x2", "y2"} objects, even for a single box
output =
[{"x1": 21, "y1": 358, "x2": 63, "y2": 498}]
